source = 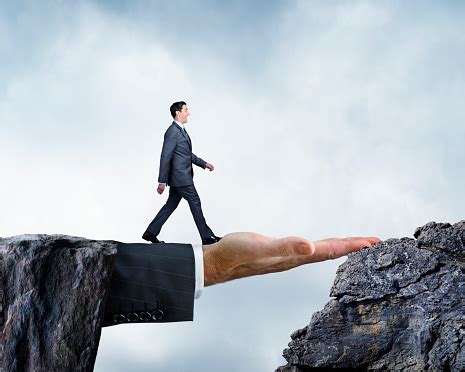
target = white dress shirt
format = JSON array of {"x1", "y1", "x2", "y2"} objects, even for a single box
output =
[
  {"x1": 174, "y1": 119, "x2": 185, "y2": 128},
  {"x1": 192, "y1": 245, "x2": 204, "y2": 299}
]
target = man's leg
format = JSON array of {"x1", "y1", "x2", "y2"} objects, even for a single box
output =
[
  {"x1": 145, "y1": 186, "x2": 182, "y2": 237},
  {"x1": 177, "y1": 184, "x2": 214, "y2": 240}
]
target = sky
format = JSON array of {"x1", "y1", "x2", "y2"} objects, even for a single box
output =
[{"x1": 1, "y1": 1, "x2": 464, "y2": 371}]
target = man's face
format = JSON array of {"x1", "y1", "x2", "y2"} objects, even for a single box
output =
[{"x1": 176, "y1": 105, "x2": 190, "y2": 124}]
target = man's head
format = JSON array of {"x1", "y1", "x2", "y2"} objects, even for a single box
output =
[{"x1": 170, "y1": 101, "x2": 190, "y2": 124}]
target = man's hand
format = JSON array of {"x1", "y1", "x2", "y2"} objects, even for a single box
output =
[
  {"x1": 202, "y1": 233, "x2": 380, "y2": 286},
  {"x1": 205, "y1": 163, "x2": 214, "y2": 171},
  {"x1": 157, "y1": 183, "x2": 166, "y2": 194}
]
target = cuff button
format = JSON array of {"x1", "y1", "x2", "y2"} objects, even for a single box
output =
[
  {"x1": 127, "y1": 312, "x2": 140, "y2": 322},
  {"x1": 152, "y1": 309, "x2": 165, "y2": 320},
  {"x1": 113, "y1": 314, "x2": 126, "y2": 323},
  {"x1": 139, "y1": 311, "x2": 152, "y2": 321}
]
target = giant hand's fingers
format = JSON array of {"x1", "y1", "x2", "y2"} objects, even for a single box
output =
[{"x1": 304, "y1": 236, "x2": 381, "y2": 264}]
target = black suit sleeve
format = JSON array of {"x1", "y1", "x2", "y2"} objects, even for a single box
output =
[
  {"x1": 191, "y1": 153, "x2": 207, "y2": 169},
  {"x1": 158, "y1": 128, "x2": 177, "y2": 184},
  {"x1": 102, "y1": 242, "x2": 195, "y2": 327}
]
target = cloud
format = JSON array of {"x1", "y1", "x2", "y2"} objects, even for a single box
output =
[{"x1": 1, "y1": 1, "x2": 464, "y2": 371}]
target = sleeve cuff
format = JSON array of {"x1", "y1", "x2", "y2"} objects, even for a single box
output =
[{"x1": 192, "y1": 244, "x2": 204, "y2": 299}]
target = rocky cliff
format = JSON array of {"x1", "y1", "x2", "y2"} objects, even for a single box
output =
[
  {"x1": 0, "y1": 235, "x2": 117, "y2": 371},
  {"x1": 277, "y1": 221, "x2": 465, "y2": 371}
]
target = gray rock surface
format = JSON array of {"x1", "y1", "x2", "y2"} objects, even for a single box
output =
[
  {"x1": 278, "y1": 221, "x2": 465, "y2": 371},
  {"x1": 0, "y1": 234, "x2": 117, "y2": 372}
]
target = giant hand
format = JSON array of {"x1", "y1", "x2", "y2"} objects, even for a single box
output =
[{"x1": 203, "y1": 233, "x2": 380, "y2": 286}]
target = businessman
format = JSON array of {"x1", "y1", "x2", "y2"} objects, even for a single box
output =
[
  {"x1": 142, "y1": 101, "x2": 220, "y2": 245},
  {"x1": 103, "y1": 232, "x2": 381, "y2": 326}
]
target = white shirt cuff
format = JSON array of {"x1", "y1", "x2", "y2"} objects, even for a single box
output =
[{"x1": 193, "y1": 244, "x2": 204, "y2": 299}]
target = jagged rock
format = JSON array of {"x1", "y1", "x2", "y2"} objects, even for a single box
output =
[
  {"x1": 0, "y1": 234, "x2": 117, "y2": 372},
  {"x1": 277, "y1": 221, "x2": 465, "y2": 371}
]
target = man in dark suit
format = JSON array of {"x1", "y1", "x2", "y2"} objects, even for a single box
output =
[
  {"x1": 142, "y1": 101, "x2": 220, "y2": 245},
  {"x1": 103, "y1": 232, "x2": 381, "y2": 327}
]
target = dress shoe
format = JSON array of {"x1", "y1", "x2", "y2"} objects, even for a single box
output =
[
  {"x1": 142, "y1": 232, "x2": 164, "y2": 244},
  {"x1": 202, "y1": 235, "x2": 222, "y2": 245}
]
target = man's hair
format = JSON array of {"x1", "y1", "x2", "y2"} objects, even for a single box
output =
[{"x1": 170, "y1": 101, "x2": 187, "y2": 119}]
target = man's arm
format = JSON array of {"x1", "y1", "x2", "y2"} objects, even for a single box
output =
[
  {"x1": 102, "y1": 242, "x2": 196, "y2": 327},
  {"x1": 191, "y1": 153, "x2": 207, "y2": 169},
  {"x1": 102, "y1": 232, "x2": 380, "y2": 327},
  {"x1": 158, "y1": 128, "x2": 177, "y2": 184},
  {"x1": 191, "y1": 153, "x2": 214, "y2": 171},
  {"x1": 202, "y1": 233, "x2": 380, "y2": 286}
]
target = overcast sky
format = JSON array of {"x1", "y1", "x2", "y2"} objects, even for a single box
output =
[{"x1": 1, "y1": 1, "x2": 464, "y2": 371}]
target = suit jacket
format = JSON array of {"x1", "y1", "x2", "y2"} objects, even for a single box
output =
[
  {"x1": 102, "y1": 242, "x2": 195, "y2": 327},
  {"x1": 158, "y1": 121, "x2": 207, "y2": 187}
]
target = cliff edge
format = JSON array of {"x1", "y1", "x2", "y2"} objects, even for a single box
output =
[
  {"x1": 277, "y1": 221, "x2": 465, "y2": 371},
  {"x1": 0, "y1": 235, "x2": 117, "y2": 371}
]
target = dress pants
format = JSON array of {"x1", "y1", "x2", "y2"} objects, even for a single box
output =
[{"x1": 146, "y1": 184, "x2": 214, "y2": 240}]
